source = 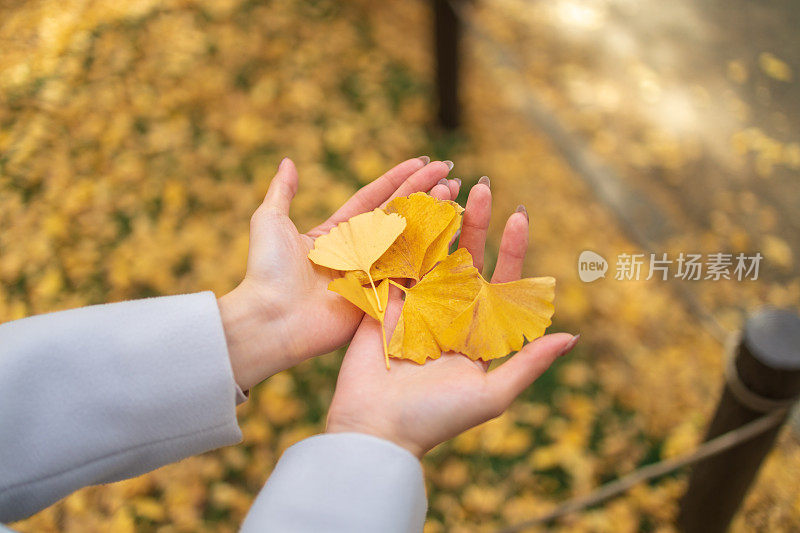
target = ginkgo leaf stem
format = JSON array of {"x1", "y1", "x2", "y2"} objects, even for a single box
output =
[
  {"x1": 388, "y1": 279, "x2": 408, "y2": 293},
  {"x1": 380, "y1": 319, "x2": 390, "y2": 370},
  {"x1": 366, "y1": 271, "x2": 383, "y2": 312}
]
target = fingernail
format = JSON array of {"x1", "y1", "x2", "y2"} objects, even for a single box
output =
[
  {"x1": 437, "y1": 178, "x2": 449, "y2": 186},
  {"x1": 559, "y1": 334, "x2": 580, "y2": 357},
  {"x1": 478, "y1": 175, "x2": 490, "y2": 188},
  {"x1": 443, "y1": 160, "x2": 454, "y2": 170},
  {"x1": 418, "y1": 155, "x2": 430, "y2": 164},
  {"x1": 278, "y1": 157, "x2": 288, "y2": 169},
  {"x1": 516, "y1": 204, "x2": 528, "y2": 222},
  {"x1": 453, "y1": 177, "x2": 462, "y2": 186}
]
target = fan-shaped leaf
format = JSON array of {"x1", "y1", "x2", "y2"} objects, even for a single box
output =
[
  {"x1": 440, "y1": 276, "x2": 555, "y2": 360},
  {"x1": 388, "y1": 248, "x2": 481, "y2": 364}
]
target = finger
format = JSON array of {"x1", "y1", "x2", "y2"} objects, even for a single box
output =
[
  {"x1": 262, "y1": 158, "x2": 299, "y2": 215},
  {"x1": 429, "y1": 179, "x2": 451, "y2": 201},
  {"x1": 488, "y1": 333, "x2": 578, "y2": 409},
  {"x1": 309, "y1": 156, "x2": 428, "y2": 236},
  {"x1": 383, "y1": 284, "x2": 405, "y2": 336},
  {"x1": 491, "y1": 206, "x2": 529, "y2": 283},
  {"x1": 449, "y1": 230, "x2": 460, "y2": 246},
  {"x1": 447, "y1": 178, "x2": 461, "y2": 199},
  {"x1": 457, "y1": 177, "x2": 492, "y2": 272},
  {"x1": 383, "y1": 161, "x2": 452, "y2": 205}
]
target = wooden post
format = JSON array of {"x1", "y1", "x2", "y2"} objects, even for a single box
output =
[
  {"x1": 678, "y1": 308, "x2": 800, "y2": 532},
  {"x1": 434, "y1": 0, "x2": 461, "y2": 129}
]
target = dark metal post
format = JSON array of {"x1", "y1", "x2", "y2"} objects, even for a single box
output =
[
  {"x1": 434, "y1": 0, "x2": 461, "y2": 129},
  {"x1": 678, "y1": 308, "x2": 800, "y2": 532}
]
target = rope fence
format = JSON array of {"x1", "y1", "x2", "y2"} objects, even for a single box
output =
[
  {"x1": 497, "y1": 326, "x2": 797, "y2": 531},
  {"x1": 497, "y1": 409, "x2": 785, "y2": 532}
]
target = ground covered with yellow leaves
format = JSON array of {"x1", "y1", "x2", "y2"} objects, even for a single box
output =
[{"x1": 2, "y1": 0, "x2": 799, "y2": 531}]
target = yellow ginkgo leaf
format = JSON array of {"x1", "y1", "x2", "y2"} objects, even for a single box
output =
[
  {"x1": 440, "y1": 275, "x2": 555, "y2": 361},
  {"x1": 388, "y1": 248, "x2": 482, "y2": 364},
  {"x1": 328, "y1": 273, "x2": 389, "y2": 321},
  {"x1": 308, "y1": 208, "x2": 406, "y2": 310},
  {"x1": 329, "y1": 274, "x2": 392, "y2": 368},
  {"x1": 419, "y1": 204, "x2": 462, "y2": 276},
  {"x1": 360, "y1": 193, "x2": 463, "y2": 282}
]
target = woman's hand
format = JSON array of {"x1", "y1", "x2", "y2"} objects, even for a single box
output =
[
  {"x1": 326, "y1": 179, "x2": 579, "y2": 458},
  {"x1": 218, "y1": 157, "x2": 458, "y2": 391}
]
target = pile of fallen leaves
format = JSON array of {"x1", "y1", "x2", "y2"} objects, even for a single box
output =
[{"x1": 308, "y1": 192, "x2": 555, "y2": 366}]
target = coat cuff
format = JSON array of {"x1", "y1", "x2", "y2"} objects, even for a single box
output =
[
  {"x1": 0, "y1": 291, "x2": 242, "y2": 522},
  {"x1": 241, "y1": 433, "x2": 427, "y2": 533}
]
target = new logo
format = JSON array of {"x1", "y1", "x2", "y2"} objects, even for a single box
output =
[{"x1": 578, "y1": 250, "x2": 608, "y2": 282}]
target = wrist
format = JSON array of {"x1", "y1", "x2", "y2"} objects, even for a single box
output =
[
  {"x1": 217, "y1": 281, "x2": 294, "y2": 391},
  {"x1": 326, "y1": 416, "x2": 425, "y2": 459}
]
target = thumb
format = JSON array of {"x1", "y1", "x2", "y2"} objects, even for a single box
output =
[
  {"x1": 487, "y1": 333, "x2": 578, "y2": 409},
  {"x1": 263, "y1": 157, "x2": 299, "y2": 215}
]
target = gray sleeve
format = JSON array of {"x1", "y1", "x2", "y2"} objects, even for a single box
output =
[
  {"x1": 0, "y1": 292, "x2": 244, "y2": 522},
  {"x1": 241, "y1": 433, "x2": 427, "y2": 533}
]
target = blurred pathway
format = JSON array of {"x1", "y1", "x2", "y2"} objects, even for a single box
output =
[{"x1": 471, "y1": 0, "x2": 800, "y2": 332}]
